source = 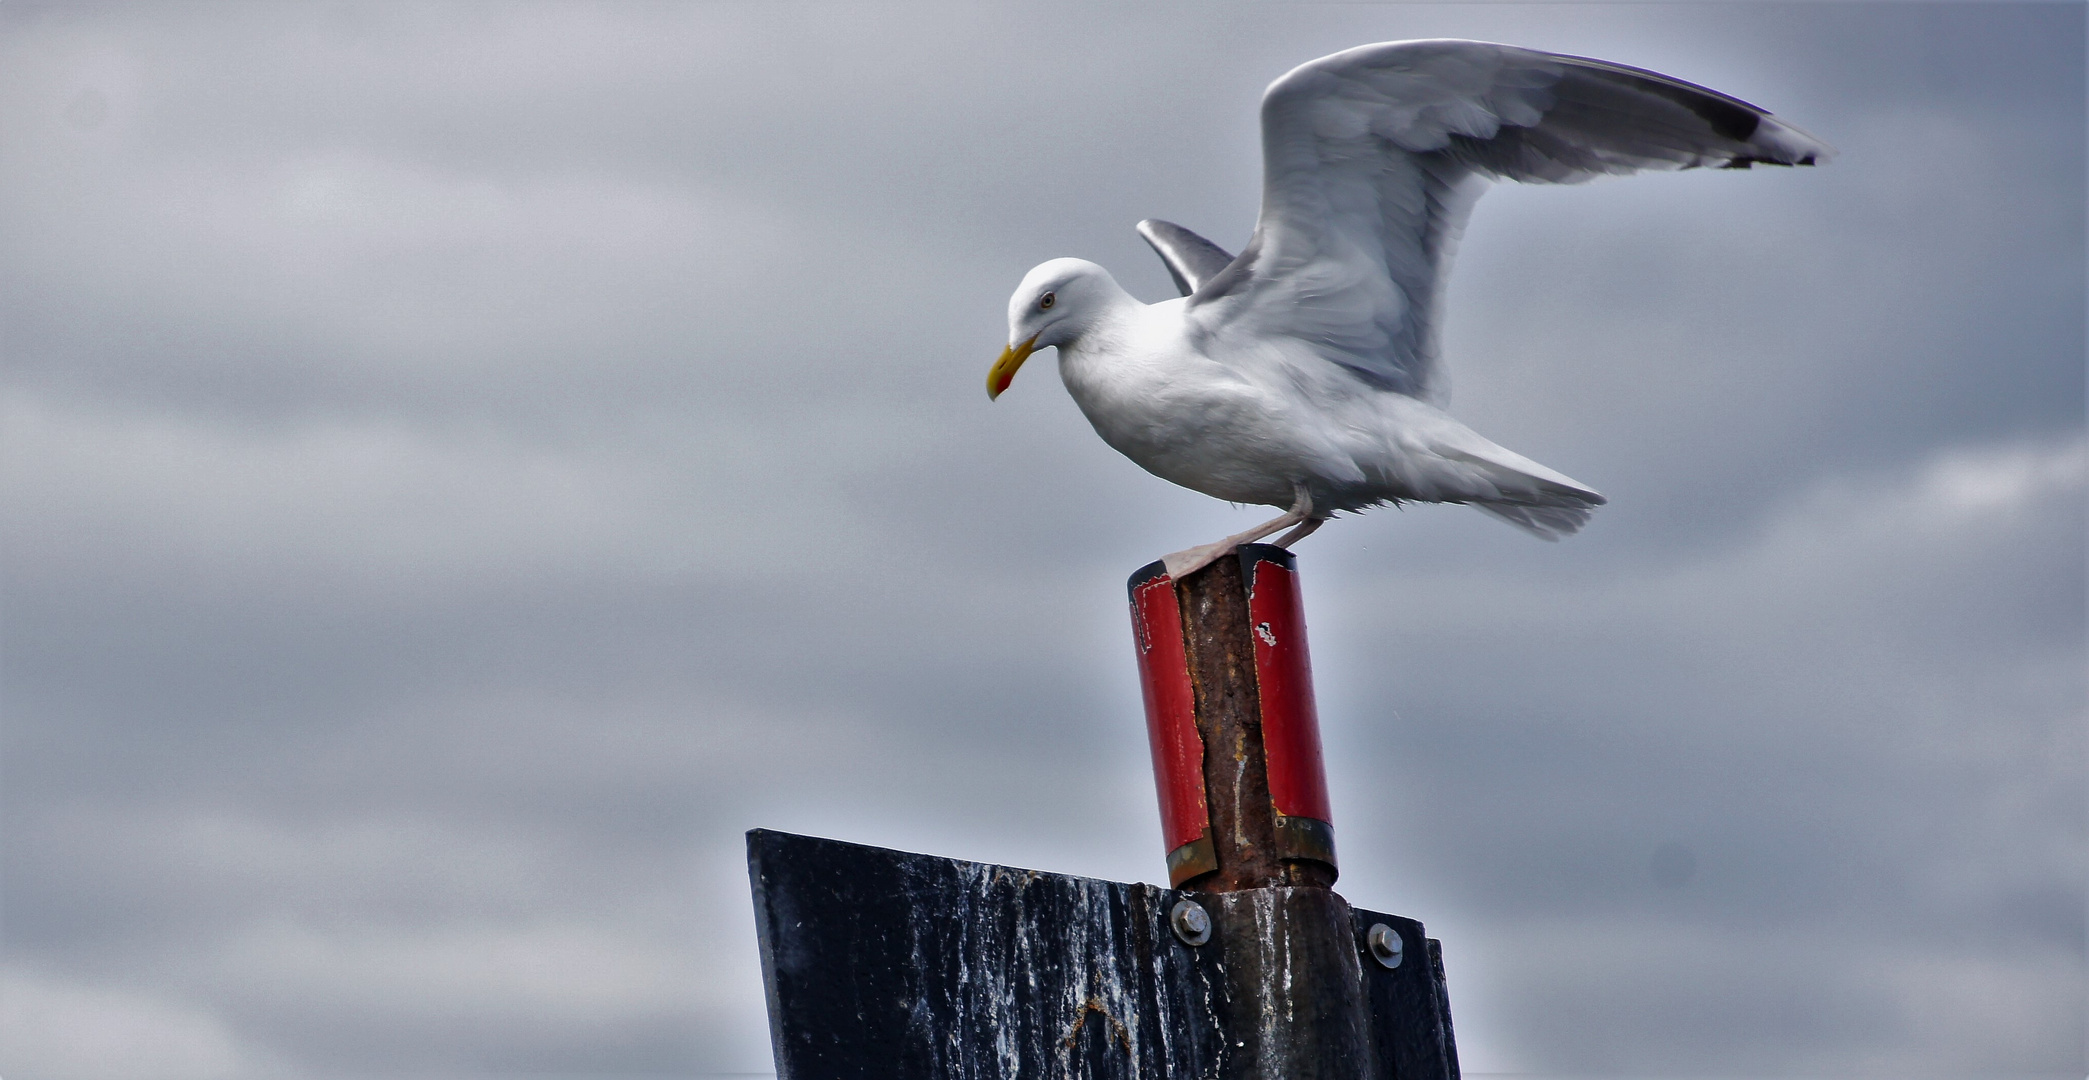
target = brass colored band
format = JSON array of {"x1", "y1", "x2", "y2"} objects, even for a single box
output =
[
  {"x1": 1165, "y1": 832, "x2": 1220, "y2": 887},
  {"x1": 1273, "y1": 814, "x2": 1338, "y2": 871}
]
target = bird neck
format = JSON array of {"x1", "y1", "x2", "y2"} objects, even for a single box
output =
[{"x1": 1052, "y1": 277, "x2": 1143, "y2": 352}]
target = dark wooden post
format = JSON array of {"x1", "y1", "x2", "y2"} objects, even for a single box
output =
[
  {"x1": 1128, "y1": 544, "x2": 1373, "y2": 1079},
  {"x1": 744, "y1": 543, "x2": 1463, "y2": 1080}
]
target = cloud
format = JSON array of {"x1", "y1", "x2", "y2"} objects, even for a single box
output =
[
  {"x1": 0, "y1": 969, "x2": 277, "y2": 1080},
  {"x1": 1, "y1": 3, "x2": 2079, "y2": 1077},
  {"x1": 1461, "y1": 916, "x2": 2085, "y2": 1074},
  {"x1": 1317, "y1": 432, "x2": 2084, "y2": 1071}
]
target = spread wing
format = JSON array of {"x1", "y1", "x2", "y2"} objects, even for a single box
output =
[
  {"x1": 1187, "y1": 39, "x2": 1833, "y2": 402},
  {"x1": 1137, "y1": 219, "x2": 1236, "y2": 297}
]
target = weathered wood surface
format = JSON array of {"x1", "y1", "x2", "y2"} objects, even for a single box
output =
[
  {"x1": 1351, "y1": 910, "x2": 1461, "y2": 1080},
  {"x1": 1204, "y1": 886, "x2": 1371, "y2": 1079},
  {"x1": 750, "y1": 829, "x2": 1228, "y2": 1080},
  {"x1": 748, "y1": 830, "x2": 1459, "y2": 1080}
]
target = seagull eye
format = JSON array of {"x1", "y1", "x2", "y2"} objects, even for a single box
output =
[{"x1": 1039, "y1": 292, "x2": 1055, "y2": 310}]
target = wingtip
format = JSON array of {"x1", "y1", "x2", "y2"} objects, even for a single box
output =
[{"x1": 1752, "y1": 115, "x2": 1836, "y2": 167}]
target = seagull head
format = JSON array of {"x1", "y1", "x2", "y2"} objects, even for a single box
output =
[{"x1": 988, "y1": 258, "x2": 1121, "y2": 399}]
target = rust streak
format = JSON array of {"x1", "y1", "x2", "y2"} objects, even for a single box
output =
[
  {"x1": 1174, "y1": 554, "x2": 1283, "y2": 891},
  {"x1": 1060, "y1": 996, "x2": 1132, "y2": 1056}
]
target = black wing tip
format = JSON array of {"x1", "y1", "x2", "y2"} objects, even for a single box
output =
[
  {"x1": 1553, "y1": 49, "x2": 1834, "y2": 169},
  {"x1": 1722, "y1": 147, "x2": 1834, "y2": 168},
  {"x1": 1725, "y1": 147, "x2": 1825, "y2": 169}
]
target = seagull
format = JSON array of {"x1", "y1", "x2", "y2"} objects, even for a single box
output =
[{"x1": 986, "y1": 39, "x2": 1830, "y2": 577}]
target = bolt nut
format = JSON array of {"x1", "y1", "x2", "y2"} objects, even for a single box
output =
[
  {"x1": 1170, "y1": 899, "x2": 1212, "y2": 946},
  {"x1": 1366, "y1": 923, "x2": 1403, "y2": 969}
]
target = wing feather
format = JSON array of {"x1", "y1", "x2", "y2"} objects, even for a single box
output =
[
  {"x1": 1187, "y1": 39, "x2": 1832, "y2": 402},
  {"x1": 1136, "y1": 219, "x2": 1236, "y2": 297}
]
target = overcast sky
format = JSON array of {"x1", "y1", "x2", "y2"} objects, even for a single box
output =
[{"x1": 1, "y1": 3, "x2": 2082, "y2": 1078}]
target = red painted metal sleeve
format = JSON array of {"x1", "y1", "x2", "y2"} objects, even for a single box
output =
[
  {"x1": 1128, "y1": 565, "x2": 1209, "y2": 857},
  {"x1": 1243, "y1": 550, "x2": 1334, "y2": 826}
]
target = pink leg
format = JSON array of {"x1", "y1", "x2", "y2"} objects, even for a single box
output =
[
  {"x1": 1161, "y1": 487, "x2": 1315, "y2": 579},
  {"x1": 1273, "y1": 515, "x2": 1325, "y2": 549}
]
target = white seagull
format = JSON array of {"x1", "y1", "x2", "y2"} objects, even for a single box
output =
[{"x1": 986, "y1": 39, "x2": 1830, "y2": 577}]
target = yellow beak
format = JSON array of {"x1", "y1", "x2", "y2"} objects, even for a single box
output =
[{"x1": 987, "y1": 335, "x2": 1039, "y2": 400}]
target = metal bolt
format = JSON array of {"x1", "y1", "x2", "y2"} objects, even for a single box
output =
[
  {"x1": 1366, "y1": 923, "x2": 1403, "y2": 969},
  {"x1": 1170, "y1": 899, "x2": 1212, "y2": 946}
]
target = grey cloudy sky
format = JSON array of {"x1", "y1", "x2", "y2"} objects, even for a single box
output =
[{"x1": 1, "y1": 3, "x2": 2081, "y2": 1078}]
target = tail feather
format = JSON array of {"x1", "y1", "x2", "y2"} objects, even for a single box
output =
[
  {"x1": 1473, "y1": 500, "x2": 1596, "y2": 540},
  {"x1": 1434, "y1": 446, "x2": 1606, "y2": 539}
]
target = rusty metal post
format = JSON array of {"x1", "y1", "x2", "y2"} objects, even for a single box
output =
[
  {"x1": 1128, "y1": 544, "x2": 1373, "y2": 1079},
  {"x1": 1130, "y1": 546, "x2": 1338, "y2": 889}
]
